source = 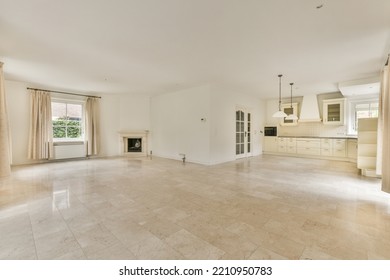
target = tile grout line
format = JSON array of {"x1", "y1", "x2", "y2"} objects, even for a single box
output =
[
  {"x1": 56, "y1": 195, "x2": 87, "y2": 260},
  {"x1": 27, "y1": 204, "x2": 39, "y2": 260}
]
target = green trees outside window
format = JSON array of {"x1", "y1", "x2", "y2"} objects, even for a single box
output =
[
  {"x1": 53, "y1": 118, "x2": 82, "y2": 138},
  {"x1": 52, "y1": 101, "x2": 83, "y2": 140}
]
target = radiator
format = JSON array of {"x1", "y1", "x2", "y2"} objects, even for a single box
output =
[{"x1": 53, "y1": 142, "x2": 86, "y2": 160}]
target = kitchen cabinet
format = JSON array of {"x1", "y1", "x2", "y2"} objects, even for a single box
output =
[
  {"x1": 277, "y1": 137, "x2": 287, "y2": 152},
  {"x1": 323, "y1": 98, "x2": 346, "y2": 125},
  {"x1": 358, "y1": 118, "x2": 378, "y2": 176},
  {"x1": 333, "y1": 139, "x2": 347, "y2": 157},
  {"x1": 263, "y1": 136, "x2": 355, "y2": 162},
  {"x1": 278, "y1": 137, "x2": 287, "y2": 153},
  {"x1": 277, "y1": 137, "x2": 297, "y2": 153},
  {"x1": 296, "y1": 138, "x2": 321, "y2": 155},
  {"x1": 347, "y1": 139, "x2": 357, "y2": 161},
  {"x1": 321, "y1": 138, "x2": 346, "y2": 157},
  {"x1": 320, "y1": 139, "x2": 333, "y2": 156},
  {"x1": 280, "y1": 103, "x2": 298, "y2": 126},
  {"x1": 263, "y1": 136, "x2": 278, "y2": 152},
  {"x1": 286, "y1": 137, "x2": 297, "y2": 154}
]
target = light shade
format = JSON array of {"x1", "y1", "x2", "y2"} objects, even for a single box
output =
[
  {"x1": 272, "y1": 110, "x2": 288, "y2": 118},
  {"x1": 285, "y1": 114, "x2": 298, "y2": 120}
]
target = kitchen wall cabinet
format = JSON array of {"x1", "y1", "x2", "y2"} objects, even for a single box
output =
[
  {"x1": 323, "y1": 98, "x2": 346, "y2": 125},
  {"x1": 280, "y1": 103, "x2": 298, "y2": 126}
]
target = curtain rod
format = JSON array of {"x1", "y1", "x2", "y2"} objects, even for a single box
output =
[{"x1": 27, "y1": 87, "x2": 101, "y2": 99}]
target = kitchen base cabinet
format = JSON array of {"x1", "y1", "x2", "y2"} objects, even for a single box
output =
[
  {"x1": 263, "y1": 137, "x2": 278, "y2": 152},
  {"x1": 297, "y1": 147, "x2": 321, "y2": 155},
  {"x1": 333, "y1": 139, "x2": 347, "y2": 157},
  {"x1": 296, "y1": 138, "x2": 321, "y2": 155},
  {"x1": 286, "y1": 138, "x2": 297, "y2": 154},
  {"x1": 264, "y1": 136, "x2": 356, "y2": 162},
  {"x1": 321, "y1": 139, "x2": 332, "y2": 156},
  {"x1": 277, "y1": 137, "x2": 287, "y2": 153}
]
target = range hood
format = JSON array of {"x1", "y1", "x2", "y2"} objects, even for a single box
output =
[{"x1": 298, "y1": 94, "x2": 322, "y2": 122}]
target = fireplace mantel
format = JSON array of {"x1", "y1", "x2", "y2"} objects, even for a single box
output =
[{"x1": 119, "y1": 130, "x2": 149, "y2": 156}]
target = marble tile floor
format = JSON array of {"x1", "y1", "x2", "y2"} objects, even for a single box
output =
[{"x1": 1, "y1": 155, "x2": 390, "y2": 260}]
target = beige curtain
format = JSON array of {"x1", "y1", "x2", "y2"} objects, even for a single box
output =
[
  {"x1": 0, "y1": 62, "x2": 12, "y2": 177},
  {"x1": 85, "y1": 97, "x2": 100, "y2": 156},
  {"x1": 28, "y1": 90, "x2": 53, "y2": 159},
  {"x1": 379, "y1": 61, "x2": 390, "y2": 193}
]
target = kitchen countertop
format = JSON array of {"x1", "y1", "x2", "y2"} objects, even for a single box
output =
[{"x1": 277, "y1": 135, "x2": 358, "y2": 139}]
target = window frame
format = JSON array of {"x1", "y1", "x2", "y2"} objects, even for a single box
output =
[
  {"x1": 51, "y1": 98, "x2": 85, "y2": 143},
  {"x1": 347, "y1": 96, "x2": 379, "y2": 135}
]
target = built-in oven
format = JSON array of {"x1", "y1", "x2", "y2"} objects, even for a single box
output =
[{"x1": 264, "y1": 126, "x2": 277, "y2": 136}]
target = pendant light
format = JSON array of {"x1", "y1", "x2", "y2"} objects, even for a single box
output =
[
  {"x1": 272, "y1": 74, "x2": 288, "y2": 118},
  {"x1": 285, "y1": 82, "x2": 298, "y2": 120}
]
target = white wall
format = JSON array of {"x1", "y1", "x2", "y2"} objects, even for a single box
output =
[
  {"x1": 100, "y1": 94, "x2": 151, "y2": 157},
  {"x1": 150, "y1": 85, "x2": 211, "y2": 164},
  {"x1": 210, "y1": 85, "x2": 265, "y2": 164},
  {"x1": 6, "y1": 78, "x2": 265, "y2": 166},
  {"x1": 150, "y1": 84, "x2": 265, "y2": 165},
  {"x1": 5, "y1": 80, "x2": 150, "y2": 164},
  {"x1": 118, "y1": 95, "x2": 150, "y2": 131},
  {"x1": 265, "y1": 99, "x2": 280, "y2": 126}
]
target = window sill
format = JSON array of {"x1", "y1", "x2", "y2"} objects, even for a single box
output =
[{"x1": 53, "y1": 140, "x2": 85, "y2": 146}]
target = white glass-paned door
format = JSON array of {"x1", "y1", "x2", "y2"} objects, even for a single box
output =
[{"x1": 235, "y1": 109, "x2": 252, "y2": 158}]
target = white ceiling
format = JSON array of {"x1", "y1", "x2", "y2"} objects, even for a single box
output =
[{"x1": 1, "y1": 0, "x2": 389, "y2": 99}]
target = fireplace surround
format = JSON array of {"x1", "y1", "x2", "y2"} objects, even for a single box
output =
[{"x1": 119, "y1": 130, "x2": 149, "y2": 156}]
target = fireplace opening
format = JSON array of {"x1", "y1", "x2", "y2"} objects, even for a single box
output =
[{"x1": 127, "y1": 138, "x2": 142, "y2": 152}]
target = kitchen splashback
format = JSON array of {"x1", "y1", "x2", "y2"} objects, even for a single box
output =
[{"x1": 279, "y1": 122, "x2": 347, "y2": 137}]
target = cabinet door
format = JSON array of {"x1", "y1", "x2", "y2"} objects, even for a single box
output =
[
  {"x1": 327, "y1": 103, "x2": 341, "y2": 122},
  {"x1": 263, "y1": 137, "x2": 278, "y2": 152},
  {"x1": 277, "y1": 138, "x2": 287, "y2": 152},
  {"x1": 323, "y1": 98, "x2": 345, "y2": 125},
  {"x1": 280, "y1": 103, "x2": 298, "y2": 126},
  {"x1": 347, "y1": 139, "x2": 357, "y2": 159},
  {"x1": 332, "y1": 139, "x2": 346, "y2": 157},
  {"x1": 321, "y1": 147, "x2": 332, "y2": 156}
]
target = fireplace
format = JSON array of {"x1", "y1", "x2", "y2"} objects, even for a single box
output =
[
  {"x1": 119, "y1": 130, "x2": 149, "y2": 156},
  {"x1": 127, "y1": 138, "x2": 142, "y2": 152}
]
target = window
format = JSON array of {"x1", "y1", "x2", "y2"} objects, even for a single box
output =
[
  {"x1": 349, "y1": 99, "x2": 378, "y2": 134},
  {"x1": 52, "y1": 101, "x2": 84, "y2": 141}
]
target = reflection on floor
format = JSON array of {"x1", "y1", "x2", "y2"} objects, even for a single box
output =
[{"x1": 1, "y1": 155, "x2": 389, "y2": 260}]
